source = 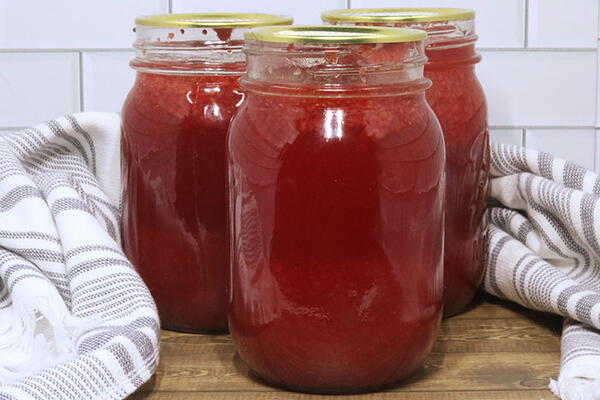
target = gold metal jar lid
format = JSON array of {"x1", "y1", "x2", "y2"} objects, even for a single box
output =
[
  {"x1": 244, "y1": 25, "x2": 426, "y2": 44},
  {"x1": 321, "y1": 8, "x2": 475, "y2": 23},
  {"x1": 135, "y1": 13, "x2": 293, "y2": 28}
]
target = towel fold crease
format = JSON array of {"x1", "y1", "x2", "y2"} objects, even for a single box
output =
[
  {"x1": 0, "y1": 113, "x2": 159, "y2": 400},
  {"x1": 486, "y1": 143, "x2": 600, "y2": 400}
]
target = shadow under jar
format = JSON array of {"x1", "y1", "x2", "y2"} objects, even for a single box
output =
[
  {"x1": 121, "y1": 13, "x2": 293, "y2": 333},
  {"x1": 322, "y1": 8, "x2": 490, "y2": 317},
  {"x1": 228, "y1": 25, "x2": 445, "y2": 393}
]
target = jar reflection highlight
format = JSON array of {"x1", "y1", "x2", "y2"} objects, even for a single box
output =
[
  {"x1": 228, "y1": 26, "x2": 445, "y2": 393},
  {"x1": 322, "y1": 8, "x2": 490, "y2": 316},
  {"x1": 121, "y1": 13, "x2": 293, "y2": 333}
]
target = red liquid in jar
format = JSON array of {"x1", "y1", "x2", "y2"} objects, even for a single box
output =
[
  {"x1": 228, "y1": 82, "x2": 445, "y2": 392},
  {"x1": 425, "y1": 42, "x2": 489, "y2": 316},
  {"x1": 121, "y1": 72, "x2": 243, "y2": 332},
  {"x1": 325, "y1": 20, "x2": 490, "y2": 316}
]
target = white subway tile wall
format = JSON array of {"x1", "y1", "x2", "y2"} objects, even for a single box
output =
[
  {"x1": 478, "y1": 51, "x2": 596, "y2": 126},
  {"x1": 490, "y1": 129, "x2": 524, "y2": 147},
  {"x1": 0, "y1": 1, "x2": 598, "y2": 169},
  {"x1": 0, "y1": 1, "x2": 167, "y2": 49},
  {"x1": 351, "y1": 0, "x2": 526, "y2": 48},
  {"x1": 0, "y1": 53, "x2": 80, "y2": 127},
  {"x1": 82, "y1": 52, "x2": 135, "y2": 112},
  {"x1": 526, "y1": 129, "x2": 597, "y2": 171},
  {"x1": 528, "y1": 0, "x2": 598, "y2": 48},
  {"x1": 173, "y1": 0, "x2": 347, "y2": 24}
]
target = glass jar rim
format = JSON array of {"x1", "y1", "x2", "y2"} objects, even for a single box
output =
[
  {"x1": 244, "y1": 25, "x2": 427, "y2": 44},
  {"x1": 321, "y1": 8, "x2": 475, "y2": 23},
  {"x1": 135, "y1": 13, "x2": 293, "y2": 28}
]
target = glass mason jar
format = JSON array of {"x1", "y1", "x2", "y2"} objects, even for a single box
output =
[
  {"x1": 228, "y1": 25, "x2": 444, "y2": 393},
  {"x1": 322, "y1": 8, "x2": 490, "y2": 316},
  {"x1": 121, "y1": 13, "x2": 293, "y2": 333}
]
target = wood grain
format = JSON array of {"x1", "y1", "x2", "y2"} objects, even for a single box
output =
[
  {"x1": 130, "y1": 390, "x2": 556, "y2": 400},
  {"x1": 131, "y1": 296, "x2": 562, "y2": 400}
]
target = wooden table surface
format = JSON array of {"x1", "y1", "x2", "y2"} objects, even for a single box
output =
[{"x1": 131, "y1": 294, "x2": 562, "y2": 400}]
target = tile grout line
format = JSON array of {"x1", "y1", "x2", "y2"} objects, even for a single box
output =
[
  {"x1": 523, "y1": 0, "x2": 529, "y2": 48},
  {"x1": 479, "y1": 47, "x2": 597, "y2": 52},
  {"x1": 0, "y1": 48, "x2": 132, "y2": 53},
  {"x1": 346, "y1": 0, "x2": 351, "y2": 9},
  {"x1": 522, "y1": 128, "x2": 527, "y2": 147},
  {"x1": 78, "y1": 52, "x2": 84, "y2": 112},
  {"x1": 595, "y1": 4, "x2": 600, "y2": 171},
  {"x1": 595, "y1": 39, "x2": 599, "y2": 170},
  {"x1": 168, "y1": 0, "x2": 173, "y2": 13},
  {"x1": 0, "y1": 47, "x2": 595, "y2": 53},
  {"x1": 491, "y1": 125, "x2": 596, "y2": 130}
]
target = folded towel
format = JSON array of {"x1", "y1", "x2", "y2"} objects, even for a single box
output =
[
  {"x1": 0, "y1": 113, "x2": 159, "y2": 399},
  {"x1": 486, "y1": 143, "x2": 600, "y2": 400}
]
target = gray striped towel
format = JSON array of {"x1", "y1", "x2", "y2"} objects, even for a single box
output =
[
  {"x1": 486, "y1": 143, "x2": 600, "y2": 400},
  {"x1": 0, "y1": 113, "x2": 159, "y2": 399}
]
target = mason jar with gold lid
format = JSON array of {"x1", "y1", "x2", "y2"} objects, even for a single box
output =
[
  {"x1": 228, "y1": 25, "x2": 444, "y2": 393},
  {"x1": 121, "y1": 13, "x2": 293, "y2": 334},
  {"x1": 322, "y1": 8, "x2": 490, "y2": 317}
]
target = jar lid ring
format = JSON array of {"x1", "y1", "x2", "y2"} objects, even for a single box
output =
[
  {"x1": 135, "y1": 13, "x2": 294, "y2": 28},
  {"x1": 245, "y1": 25, "x2": 427, "y2": 44},
  {"x1": 321, "y1": 8, "x2": 475, "y2": 23}
]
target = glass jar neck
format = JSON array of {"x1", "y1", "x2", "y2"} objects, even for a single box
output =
[
  {"x1": 328, "y1": 18, "x2": 478, "y2": 61},
  {"x1": 242, "y1": 39, "x2": 429, "y2": 96},
  {"x1": 402, "y1": 18, "x2": 477, "y2": 48},
  {"x1": 425, "y1": 43, "x2": 481, "y2": 69},
  {"x1": 131, "y1": 25, "x2": 247, "y2": 75},
  {"x1": 409, "y1": 19, "x2": 480, "y2": 66}
]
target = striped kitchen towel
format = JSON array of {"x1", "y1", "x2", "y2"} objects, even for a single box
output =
[
  {"x1": 486, "y1": 143, "x2": 600, "y2": 400},
  {"x1": 0, "y1": 113, "x2": 159, "y2": 399}
]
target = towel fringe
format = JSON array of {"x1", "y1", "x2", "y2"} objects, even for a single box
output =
[{"x1": 0, "y1": 295, "x2": 92, "y2": 385}]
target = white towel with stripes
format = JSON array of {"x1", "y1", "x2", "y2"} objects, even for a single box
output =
[
  {"x1": 0, "y1": 113, "x2": 159, "y2": 399},
  {"x1": 486, "y1": 143, "x2": 600, "y2": 400}
]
